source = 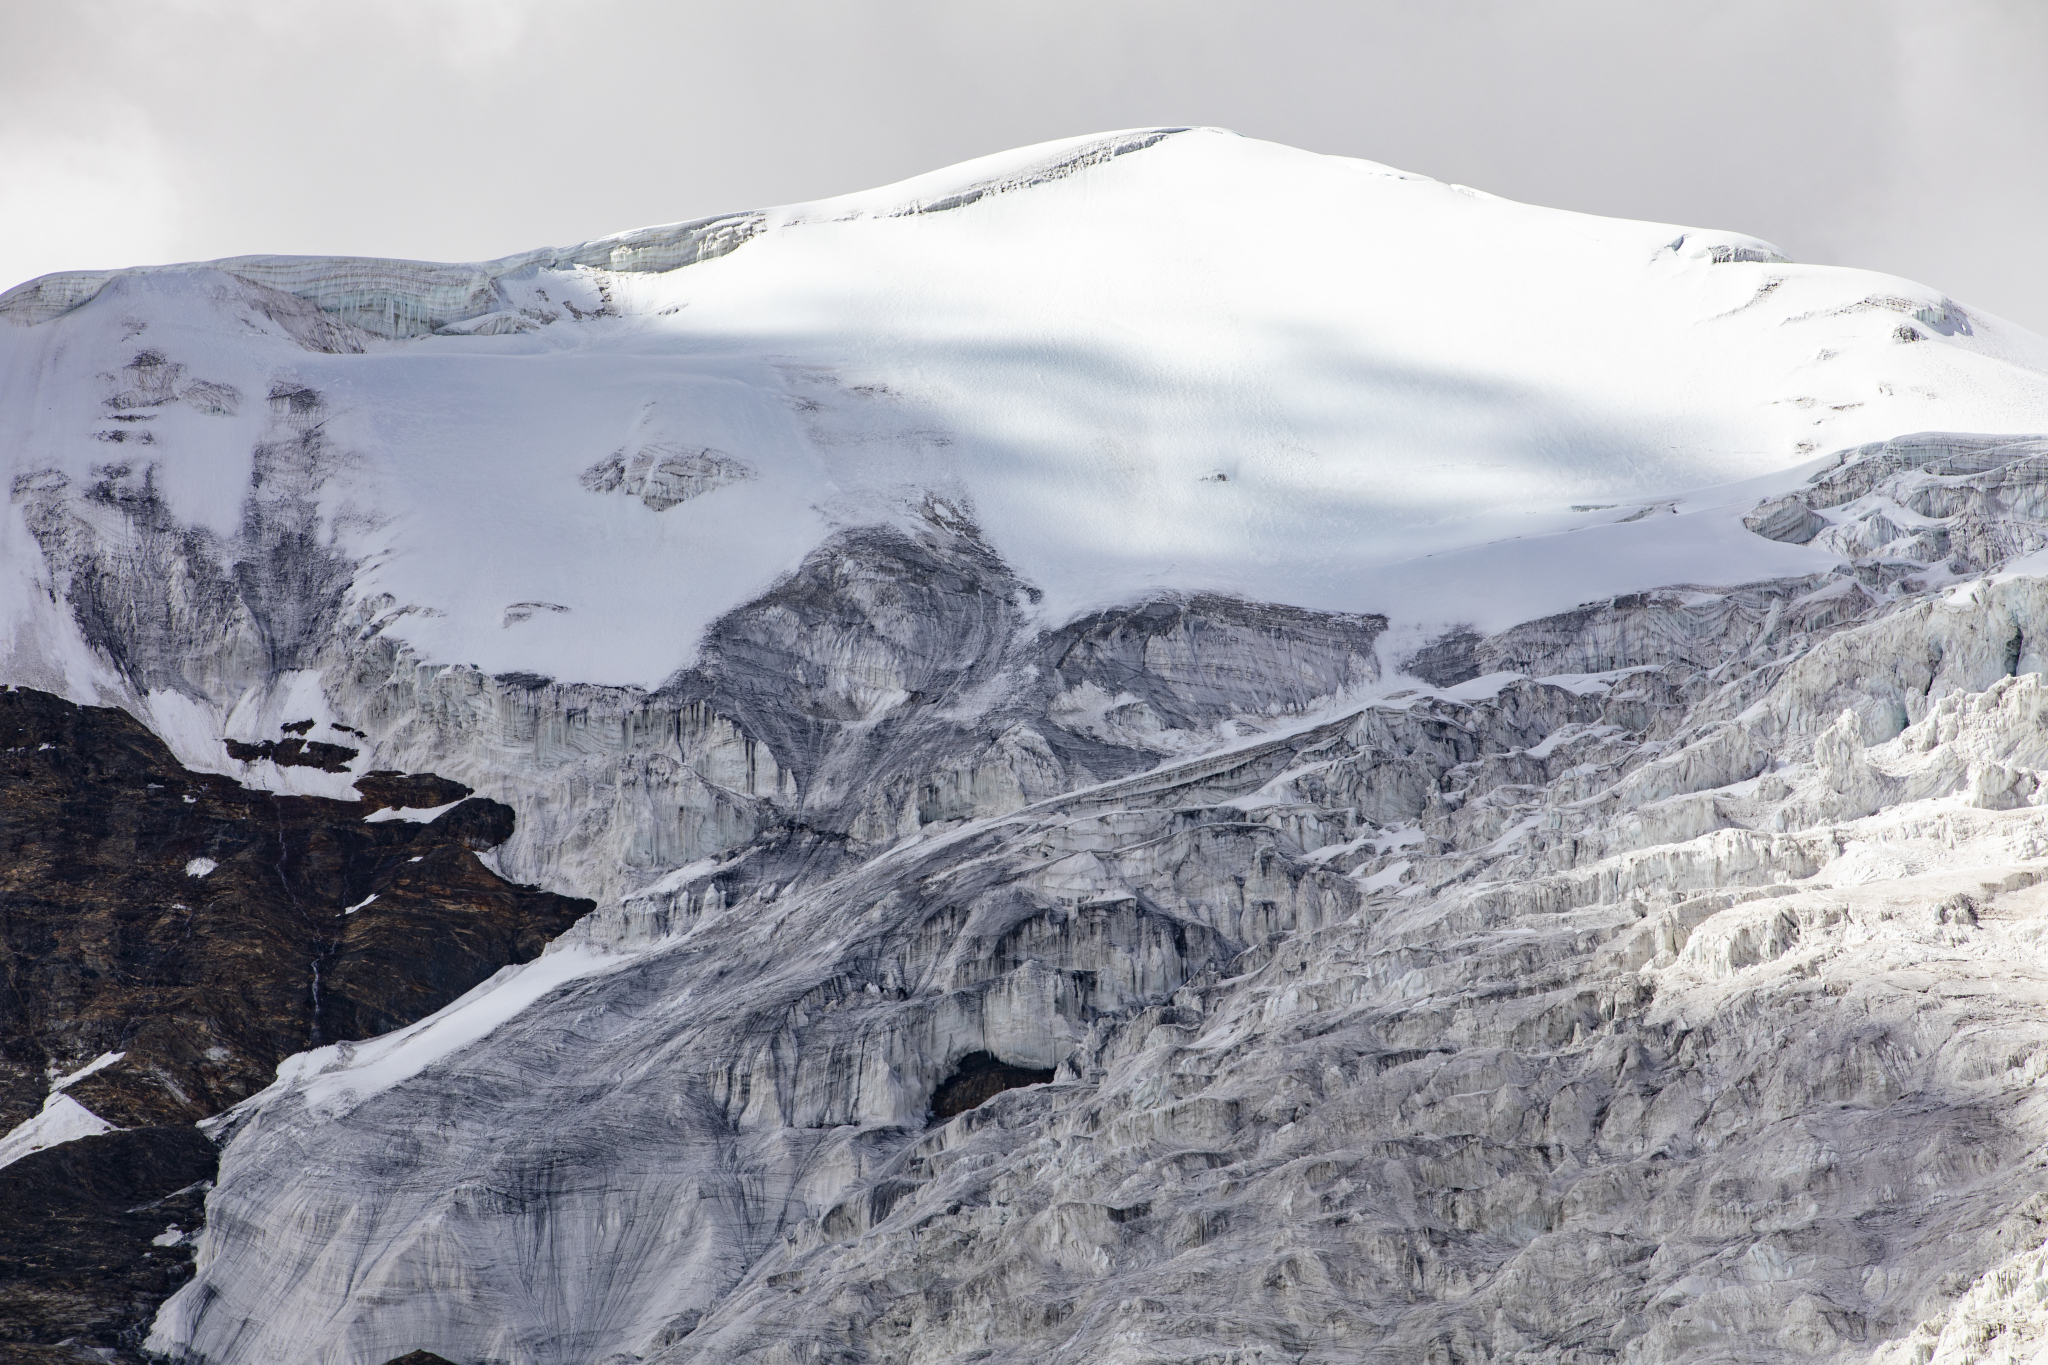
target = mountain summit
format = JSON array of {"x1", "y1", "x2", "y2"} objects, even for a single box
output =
[
  {"x1": 7, "y1": 127, "x2": 2044, "y2": 696},
  {"x1": 2, "y1": 130, "x2": 2048, "y2": 1365}
]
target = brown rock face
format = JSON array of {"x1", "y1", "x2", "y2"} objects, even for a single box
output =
[
  {"x1": 0, "y1": 1128, "x2": 214, "y2": 1362},
  {"x1": 352, "y1": 769, "x2": 474, "y2": 814},
  {"x1": 0, "y1": 687, "x2": 592, "y2": 1358},
  {"x1": 220, "y1": 734, "x2": 360, "y2": 772}
]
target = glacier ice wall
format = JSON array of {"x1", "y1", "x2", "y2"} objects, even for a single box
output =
[
  {"x1": 147, "y1": 537, "x2": 2048, "y2": 1364},
  {"x1": 3, "y1": 126, "x2": 2048, "y2": 1363}
]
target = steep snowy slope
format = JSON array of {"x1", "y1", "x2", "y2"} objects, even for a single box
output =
[
  {"x1": 4, "y1": 128, "x2": 2048, "y2": 1364},
  {"x1": 5, "y1": 127, "x2": 2045, "y2": 697}
]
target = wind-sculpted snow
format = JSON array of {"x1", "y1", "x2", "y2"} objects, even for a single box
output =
[
  {"x1": 0, "y1": 130, "x2": 1182, "y2": 337},
  {"x1": 7, "y1": 128, "x2": 2048, "y2": 693}
]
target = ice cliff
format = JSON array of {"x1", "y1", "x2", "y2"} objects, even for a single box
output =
[{"x1": 2, "y1": 127, "x2": 2048, "y2": 1363}]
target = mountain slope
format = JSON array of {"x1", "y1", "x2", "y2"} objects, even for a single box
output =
[
  {"x1": 0, "y1": 689, "x2": 591, "y2": 1360},
  {"x1": 1, "y1": 129, "x2": 2048, "y2": 1364},
  {"x1": 5, "y1": 127, "x2": 2045, "y2": 697}
]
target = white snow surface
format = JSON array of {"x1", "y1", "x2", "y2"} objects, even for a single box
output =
[
  {"x1": 0, "y1": 1048, "x2": 130, "y2": 1168},
  {"x1": 362, "y1": 800, "x2": 462, "y2": 824},
  {"x1": 227, "y1": 940, "x2": 641, "y2": 1125},
  {"x1": 4, "y1": 128, "x2": 2046, "y2": 691},
  {"x1": 0, "y1": 1092, "x2": 116, "y2": 1171},
  {"x1": 47, "y1": 1048, "x2": 126, "y2": 1091}
]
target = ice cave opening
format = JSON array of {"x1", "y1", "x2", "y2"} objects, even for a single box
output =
[{"x1": 929, "y1": 1052, "x2": 1056, "y2": 1121}]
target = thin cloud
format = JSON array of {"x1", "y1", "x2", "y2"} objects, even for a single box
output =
[{"x1": 0, "y1": 0, "x2": 2041, "y2": 331}]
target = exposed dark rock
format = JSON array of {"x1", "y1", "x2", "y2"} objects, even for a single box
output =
[
  {"x1": 381, "y1": 1353, "x2": 460, "y2": 1365},
  {"x1": 0, "y1": 687, "x2": 591, "y2": 1357},
  {"x1": 423, "y1": 798, "x2": 517, "y2": 854},
  {"x1": 353, "y1": 770, "x2": 473, "y2": 813},
  {"x1": 221, "y1": 735, "x2": 359, "y2": 771},
  {"x1": 0, "y1": 1128, "x2": 215, "y2": 1361},
  {"x1": 0, "y1": 687, "x2": 589, "y2": 1127},
  {"x1": 0, "y1": 1343, "x2": 123, "y2": 1363},
  {"x1": 930, "y1": 1051, "x2": 1056, "y2": 1121}
]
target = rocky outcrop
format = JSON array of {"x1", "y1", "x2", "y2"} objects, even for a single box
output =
[
  {"x1": 0, "y1": 1128, "x2": 214, "y2": 1364},
  {"x1": 0, "y1": 688, "x2": 590, "y2": 1359},
  {"x1": 0, "y1": 687, "x2": 591, "y2": 1130},
  {"x1": 930, "y1": 1052, "x2": 1056, "y2": 1120}
]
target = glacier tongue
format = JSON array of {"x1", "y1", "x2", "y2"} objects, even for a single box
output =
[{"x1": 150, "y1": 535, "x2": 2048, "y2": 1364}]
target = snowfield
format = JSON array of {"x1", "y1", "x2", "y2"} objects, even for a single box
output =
[{"x1": 6, "y1": 127, "x2": 2045, "y2": 695}]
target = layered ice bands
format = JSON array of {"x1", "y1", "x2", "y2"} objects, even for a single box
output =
[{"x1": 0, "y1": 128, "x2": 2047, "y2": 1364}]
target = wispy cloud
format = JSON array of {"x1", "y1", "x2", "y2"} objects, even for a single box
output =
[{"x1": 0, "y1": 0, "x2": 2041, "y2": 330}]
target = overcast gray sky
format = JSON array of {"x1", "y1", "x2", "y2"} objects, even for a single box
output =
[{"x1": 3, "y1": 0, "x2": 2045, "y2": 332}]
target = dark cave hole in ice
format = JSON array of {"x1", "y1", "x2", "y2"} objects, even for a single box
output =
[{"x1": 929, "y1": 1051, "x2": 1056, "y2": 1121}]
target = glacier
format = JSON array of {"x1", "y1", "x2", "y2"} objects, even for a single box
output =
[{"x1": 0, "y1": 126, "x2": 2046, "y2": 1363}]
